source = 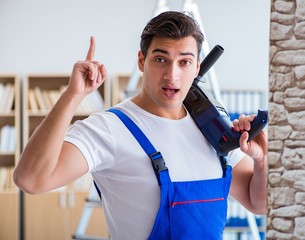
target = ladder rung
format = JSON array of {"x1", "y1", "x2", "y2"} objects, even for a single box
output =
[
  {"x1": 85, "y1": 199, "x2": 102, "y2": 208},
  {"x1": 72, "y1": 234, "x2": 110, "y2": 240},
  {"x1": 86, "y1": 198, "x2": 101, "y2": 203}
]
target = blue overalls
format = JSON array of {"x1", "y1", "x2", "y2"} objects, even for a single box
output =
[{"x1": 105, "y1": 108, "x2": 232, "y2": 239}]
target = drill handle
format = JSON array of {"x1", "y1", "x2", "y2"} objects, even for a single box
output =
[{"x1": 247, "y1": 110, "x2": 268, "y2": 141}]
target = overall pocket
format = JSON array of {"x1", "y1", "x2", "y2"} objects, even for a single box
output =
[{"x1": 168, "y1": 179, "x2": 228, "y2": 240}]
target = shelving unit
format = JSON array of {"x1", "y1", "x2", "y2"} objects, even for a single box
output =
[
  {"x1": 0, "y1": 74, "x2": 20, "y2": 240},
  {"x1": 23, "y1": 74, "x2": 111, "y2": 142},
  {"x1": 22, "y1": 74, "x2": 110, "y2": 240}
]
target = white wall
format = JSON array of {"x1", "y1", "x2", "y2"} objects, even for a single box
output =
[{"x1": 0, "y1": 0, "x2": 270, "y2": 91}]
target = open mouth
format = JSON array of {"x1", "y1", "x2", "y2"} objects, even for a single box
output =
[{"x1": 162, "y1": 87, "x2": 179, "y2": 97}]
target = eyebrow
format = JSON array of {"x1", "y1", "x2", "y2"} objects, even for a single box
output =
[{"x1": 152, "y1": 48, "x2": 195, "y2": 57}]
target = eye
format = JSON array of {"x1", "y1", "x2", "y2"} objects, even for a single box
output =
[
  {"x1": 154, "y1": 57, "x2": 166, "y2": 63},
  {"x1": 181, "y1": 60, "x2": 192, "y2": 66}
]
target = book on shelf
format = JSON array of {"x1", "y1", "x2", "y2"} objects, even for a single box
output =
[
  {"x1": 28, "y1": 86, "x2": 104, "y2": 114},
  {"x1": 48, "y1": 89, "x2": 61, "y2": 107},
  {"x1": 0, "y1": 167, "x2": 8, "y2": 191},
  {"x1": 7, "y1": 127, "x2": 16, "y2": 152},
  {"x1": 34, "y1": 86, "x2": 47, "y2": 113},
  {"x1": 28, "y1": 89, "x2": 39, "y2": 113},
  {"x1": 76, "y1": 90, "x2": 104, "y2": 114},
  {"x1": 41, "y1": 90, "x2": 53, "y2": 111},
  {"x1": 3, "y1": 84, "x2": 15, "y2": 113},
  {"x1": 0, "y1": 83, "x2": 7, "y2": 112},
  {"x1": 0, "y1": 167, "x2": 15, "y2": 191},
  {"x1": 0, "y1": 83, "x2": 15, "y2": 114},
  {"x1": 0, "y1": 125, "x2": 16, "y2": 153},
  {"x1": 0, "y1": 83, "x2": 4, "y2": 106}
]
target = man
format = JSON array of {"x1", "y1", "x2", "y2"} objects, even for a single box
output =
[{"x1": 14, "y1": 11, "x2": 267, "y2": 239}]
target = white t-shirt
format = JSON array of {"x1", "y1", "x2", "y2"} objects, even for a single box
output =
[{"x1": 65, "y1": 99, "x2": 245, "y2": 240}]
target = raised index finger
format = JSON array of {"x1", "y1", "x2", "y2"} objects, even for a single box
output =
[{"x1": 86, "y1": 36, "x2": 96, "y2": 61}]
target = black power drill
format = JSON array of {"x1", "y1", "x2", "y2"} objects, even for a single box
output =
[{"x1": 183, "y1": 45, "x2": 268, "y2": 156}]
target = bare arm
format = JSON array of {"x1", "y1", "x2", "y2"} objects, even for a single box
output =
[
  {"x1": 14, "y1": 37, "x2": 108, "y2": 194},
  {"x1": 230, "y1": 114, "x2": 268, "y2": 215}
]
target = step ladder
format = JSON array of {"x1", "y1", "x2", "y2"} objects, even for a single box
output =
[{"x1": 72, "y1": 185, "x2": 110, "y2": 240}]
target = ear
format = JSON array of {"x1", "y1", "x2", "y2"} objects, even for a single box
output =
[
  {"x1": 195, "y1": 58, "x2": 200, "y2": 77},
  {"x1": 138, "y1": 50, "x2": 145, "y2": 72}
]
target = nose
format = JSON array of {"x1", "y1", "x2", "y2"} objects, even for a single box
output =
[{"x1": 163, "y1": 63, "x2": 180, "y2": 82}]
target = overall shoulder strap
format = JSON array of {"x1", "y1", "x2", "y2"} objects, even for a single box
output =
[
  {"x1": 107, "y1": 108, "x2": 169, "y2": 185},
  {"x1": 218, "y1": 154, "x2": 228, "y2": 178},
  {"x1": 108, "y1": 108, "x2": 156, "y2": 156}
]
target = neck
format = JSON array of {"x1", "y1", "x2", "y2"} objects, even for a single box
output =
[{"x1": 131, "y1": 95, "x2": 186, "y2": 120}]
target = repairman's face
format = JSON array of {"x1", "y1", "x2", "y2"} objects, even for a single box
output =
[{"x1": 137, "y1": 36, "x2": 200, "y2": 116}]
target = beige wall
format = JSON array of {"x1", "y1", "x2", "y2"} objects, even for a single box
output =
[{"x1": 268, "y1": 0, "x2": 305, "y2": 239}]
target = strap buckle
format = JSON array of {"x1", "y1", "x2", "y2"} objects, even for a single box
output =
[{"x1": 150, "y1": 152, "x2": 168, "y2": 174}]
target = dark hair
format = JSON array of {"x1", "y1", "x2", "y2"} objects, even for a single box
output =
[{"x1": 140, "y1": 11, "x2": 204, "y2": 59}]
